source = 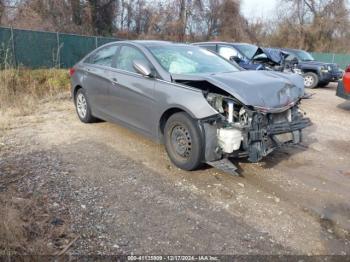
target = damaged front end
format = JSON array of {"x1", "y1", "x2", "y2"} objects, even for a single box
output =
[
  {"x1": 200, "y1": 92, "x2": 311, "y2": 165},
  {"x1": 172, "y1": 70, "x2": 311, "y2": 174},
  {"x1": 251, "y1": 47, "x2": 302, "y2": 75}
]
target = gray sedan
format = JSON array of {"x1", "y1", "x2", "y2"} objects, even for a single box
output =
[{"x1": 70, "y1": 41, "x2": 311, "y2": 174}]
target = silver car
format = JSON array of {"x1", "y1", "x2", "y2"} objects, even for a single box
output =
[{"x1": 70, "y1": 41, "x2": 311, "y2": 174}]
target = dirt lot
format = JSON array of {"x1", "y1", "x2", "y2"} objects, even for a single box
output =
[{"x1": 0, "y1": 84, "x2": 350, "y2": 255}]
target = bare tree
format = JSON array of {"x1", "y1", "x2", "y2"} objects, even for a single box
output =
[
  {"x1": 70, "y1": 0, "x2": 82, "y2": 26},
  {"x1": 0, "y1": 0, "x2": 4, "y2": 23},
  {"x1": 269, "y1": 0, "x2": 350, "y2": 52},
  {"x1": 88, "y1": 0, "x2": 118, "y2": 35}
]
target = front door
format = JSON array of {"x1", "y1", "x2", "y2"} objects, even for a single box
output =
[{"x1": 107, "y1": 45, "x2": 157, "y2": 136}]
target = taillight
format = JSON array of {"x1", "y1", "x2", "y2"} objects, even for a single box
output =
[
  {"x1": 69, "y1": 68, "x2": 76, "y2": 77},
  {"x1": 346, "y1": 65, "x2": 350, "y2": 73}
]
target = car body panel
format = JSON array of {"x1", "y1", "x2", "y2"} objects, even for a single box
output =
[
  {"x1": 336, "y1": 68, "x2": 350, "y2": 100},
  {"x1": 105, "y1": 68, "x2": 157, "y2": 135},
  {"x1": 82, "y1": 64, "x2": 113, "y2": 117},
  {"x1": 344, "y1": 71, "x2": 350, "y2": 94}
]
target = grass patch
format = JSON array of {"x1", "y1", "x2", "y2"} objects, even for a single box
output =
[{"x1": 0, "y1": 69, "x2": 70, "y2": 116}]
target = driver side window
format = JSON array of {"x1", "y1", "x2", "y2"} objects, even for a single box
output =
[
  {"x1": 218, "y1": 46, "x2": 240, "y2": 60},
  {"x1": 115, "y1": 45, "x2": 149, "y2": 73}
]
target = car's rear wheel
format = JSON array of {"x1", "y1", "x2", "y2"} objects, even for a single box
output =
[
  {"x1": 303, "y1": 72, "x2": 319, "y2": 89},
  {"x1": 75, "y1": 88, "x2": 96, "y2": 123},
  {"x1": 164, "y1": 112, "x2": 203, "y2": 171}
]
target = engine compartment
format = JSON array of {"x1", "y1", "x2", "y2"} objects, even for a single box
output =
[{"x1": 202, "y1": 91, "x2": 310, "y2": 163}]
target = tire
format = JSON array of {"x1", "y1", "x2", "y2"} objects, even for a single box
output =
[
  {"x1": 164, "y1": 112, "x2": 204, "y2": 171},
  {"x1": 318, "y1": 81, "x2": 330, "y2": 87},
  {"x1": 74, "y1": 88, "x2": 96, "y2": 123},
  {"x1": 303, "y1": 72, "x2": 319, "y2": 89}
]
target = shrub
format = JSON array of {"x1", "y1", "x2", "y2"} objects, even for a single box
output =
[{"x1": 0, "y1": 69, "x2": 70, "y2": 115}]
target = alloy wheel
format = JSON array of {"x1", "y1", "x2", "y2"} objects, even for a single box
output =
[
  {"x1": 76, "y1": 93, "x2": 87, "y2": 119},
  {"x1": 304, "y1": 75, "x2": 315, "y2": 88}
]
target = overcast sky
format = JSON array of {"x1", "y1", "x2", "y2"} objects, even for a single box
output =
[{"x1": 241, "y1": 0, "x2": 278, "y2": 20}]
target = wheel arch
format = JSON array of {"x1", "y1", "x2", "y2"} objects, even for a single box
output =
[
  {"x1": 302, "y1": 68, "x2": 319, "y2": 75},
  {"x1": 158, "y1": 107, "x2": 196, "y2": 142},
  {"x1": 73, "y1": 85, "x2": 83, "y2": 101}
]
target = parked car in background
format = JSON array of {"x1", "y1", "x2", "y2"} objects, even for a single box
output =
[
  {"x1": 193, "y1": 42, "x2": 302, "y2": 75},
  {"x1": 336, "y1": 65, "x2": 350, "y2": 100},
  {"x1": 70, "y1": 41, "x2": 310, "y2": 174},
  {"x1": 281, "y1": 48, "x2": 343, "y2": 89},
  {"x1": 194, "y1": 42, "x2": 280, "y2": 70}
]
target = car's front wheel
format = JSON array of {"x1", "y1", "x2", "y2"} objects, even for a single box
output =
[
  {"x1": 164, "y1": 112, "x2": 204, "y2": 171},
  {"x1": 303, "y1": 72, "x2": 319, "y2": 89},
  {"x1": 75, "y1": 88, "x2": 96, "y2": 123}
]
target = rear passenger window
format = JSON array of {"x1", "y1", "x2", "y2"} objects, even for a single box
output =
[
  {"x1": 88, "y1": 45, "x2": 118, "y2": 67},
  {"x1": 115, "y1": 45, "x2": 149, "y2": 73}
]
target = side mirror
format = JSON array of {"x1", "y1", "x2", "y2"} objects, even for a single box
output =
[
  {"x1": 133, "y1": 59, "x2": 153, "y2": 77},
  {"x1": 230, "y1": 56, "x2": 242, "y2": 64}
]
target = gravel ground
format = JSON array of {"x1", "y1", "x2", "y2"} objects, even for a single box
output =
[{"x1": 0, "y1": 84, "x2": 349, "y2": 255}]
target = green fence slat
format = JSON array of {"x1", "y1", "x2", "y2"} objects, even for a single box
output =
[
  {"x1": 13, "y1": 29, "x2": 58, "y2": 68},
  {"x1": 0, "y1": 27, "x2": 15, "y2": 68},
  {"x1": 311, "y1": 52, "x2": 350, "y2": 70},
  {"x1": 59, "y1": 34, "x2": 96, "y2": 68}
]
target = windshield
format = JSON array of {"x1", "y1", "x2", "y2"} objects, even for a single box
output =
[
  {"x1": 234, "y1": 44, "x2": 259, "y2": 59},
  {"x1": 293, "y1": 50, "x2": 315, "y2": 61},
  {"x1": 148, "y1": 45, "x2": 239, "y2": 75}
]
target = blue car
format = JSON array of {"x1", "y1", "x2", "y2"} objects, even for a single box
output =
[{"x1": 193, "y1": 42, "x2": 295, "y2": 71}]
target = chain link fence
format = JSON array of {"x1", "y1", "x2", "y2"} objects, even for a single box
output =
[
  {"x1": 0, "y1": 26, "x2": 120, "y2": 69},
  {"x1": 0, "y1": 26, "x2": 349, "y2": 69}
]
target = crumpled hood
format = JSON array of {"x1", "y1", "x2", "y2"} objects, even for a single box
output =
[
  {"x1": 173, "y1": 70, "x2": 305, "y2": 109},
  {"x1": 251, "y1": 47, "x2": 290, "y2": 65}
]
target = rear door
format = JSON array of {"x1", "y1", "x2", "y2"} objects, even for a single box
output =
[
  {"x1": 107, "y1": 45, "x2": 157, "y2": 136},
  {"x1": 83, "y1": 44, "x2": 119, "y2": 116}
]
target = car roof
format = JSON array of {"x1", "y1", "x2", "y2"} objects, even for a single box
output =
[
  {"x1": 194, "y1": 41, "x2": 257, "y2": 47},
  {"x1": 101, "y1": 40, "x2": 195, "y2": 48},
  {"x1": 281, "y1": 48, "x2": 303, "y2": 52}
]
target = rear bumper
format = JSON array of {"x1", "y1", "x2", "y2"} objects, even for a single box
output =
[{"x1": 336, "y1": 81, "x2": 350, "y2": 100}]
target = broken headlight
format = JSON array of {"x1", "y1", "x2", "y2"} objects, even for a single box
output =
[
  {"x1": 206, "y1": 93, "x2": 224, "y2": 114},
  {"x1": 205, "y1": 93, "x2": 242, "y2": 123}
]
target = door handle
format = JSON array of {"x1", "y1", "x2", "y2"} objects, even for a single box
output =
[{"x1": 111, "y1": 77, "x2": 118, "y2": 85}]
